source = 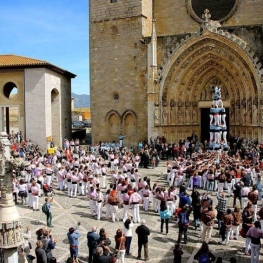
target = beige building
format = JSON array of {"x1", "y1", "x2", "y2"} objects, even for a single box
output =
[
  {"x1": 0, "y1": 54, "x2": 76, "y2": 150},
  {"x1": 90, "y1": 0, "x2": 263, "y2": 147}
]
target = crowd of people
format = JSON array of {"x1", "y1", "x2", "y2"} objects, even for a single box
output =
[{"x1": 10, "y1": 134, "x2": 263, "y2": 263}]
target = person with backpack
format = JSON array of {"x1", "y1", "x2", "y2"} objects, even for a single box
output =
[
  {"x1": 194, "y1": 241, "x2": 216, "y2": 263},
  {"x1": 42, "y1": 197, "x2": 53, "y2": 227},
  {"x1": 173, "y1": 242, "x2": 183, "y2": 263},
  {"x1": 178, "y1": 191, "x2": 191, "y2": 208},
  {"x1": 176, "y1": 205, "x2": 192, "y2": 244},
  {"x1": 159, "y1": 200, "x2": 172, "y2": 235}
]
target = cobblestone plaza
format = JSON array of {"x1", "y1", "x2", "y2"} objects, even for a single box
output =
[{"x1": 17, "y1": 160, "x2": 262, "y2": 263}]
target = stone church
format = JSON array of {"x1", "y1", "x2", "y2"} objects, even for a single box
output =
[
  {"x1": 90, "y1": 0, "x2": 263, "y2": 147},
  {"x1": 0, "y1": 55, "x2": 76, "y2": 149}
]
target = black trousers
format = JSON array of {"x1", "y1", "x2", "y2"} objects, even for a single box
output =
[
  {"x1": 161, "y1": 218, "x2": 169, "y2": 234},
  {"x1": 177, "y1": 225, "x2": 188, "y2": 244}
]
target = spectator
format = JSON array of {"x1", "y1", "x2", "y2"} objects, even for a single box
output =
[
  {"x1": 67, "y1": 224, "x2": 81, "y2": 263},
  {"x1": 159, "y1": 200, "x2": 172, "y2": 235},
  {"x1": 216, "y1": 192, "x2": 227, "y2": 230},
  {"x1": 114, "y1": 229, "x2": 126, "y2": 263},
  {"x1": 246, "y1": 221, "x2": 263, "y2": 263},
  {"x1": 135, "y1": 219, "x2": 150, "y2": 261},
  {"x1": 35, "y1": 240, "x2": 47, "y2": 263},
  {"x1": 44, "y1": 197, "x2": 53, "y2": 227},
  {"x1": 122, "y1": 218, "x2": 134, "y2": 255},
  {"x1": 87, "y1": 226, "x2": 100, "y2": 263},
  {"x1": 193, "y1": 241, "x2": 216, "y2": 262},
  {"x1": 176, "y1": 205, "x2": 192, "y2": 244},
  {"x1": 173, "y1": 242, "x2": 183, "y2": 263},
  {"x1": 41, "y1": 229, "x2": 57, "y2": 261},
  {"x1": 93, "y1": 246, "x2": 110, "y2": 263}
]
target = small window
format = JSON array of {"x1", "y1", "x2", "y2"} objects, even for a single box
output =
[
  {"x1": 111, "y1": 0, "x2": 117, "y2": 3},
  {"x1": 3, "y1": 82, "x2": 18, "y2": 99}
]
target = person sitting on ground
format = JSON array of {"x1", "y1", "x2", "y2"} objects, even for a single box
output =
[{"x1": 193, "y1": 241, "x2": 216, "y2": 262}]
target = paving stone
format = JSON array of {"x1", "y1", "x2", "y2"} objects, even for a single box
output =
[{"x1": 16, "y1": 161, "x2": 262, "y2": 263}]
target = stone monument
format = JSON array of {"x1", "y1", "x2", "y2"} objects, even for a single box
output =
[{"x1": 0, "y1": 132, "x2": 23, "y2": 262}]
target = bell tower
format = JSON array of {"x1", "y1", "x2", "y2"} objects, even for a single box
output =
[{"x1": 90, "y1": 0, "x2": 153, "y2": 145}]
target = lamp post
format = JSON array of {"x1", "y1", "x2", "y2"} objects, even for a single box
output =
[{"x1": 0, "y1": 132, "x2": 23, "y2": 262}]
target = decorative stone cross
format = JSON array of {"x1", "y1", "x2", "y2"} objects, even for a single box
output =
[{"x1": 202, "y1": 9, "x2": 211, "y2": 23}]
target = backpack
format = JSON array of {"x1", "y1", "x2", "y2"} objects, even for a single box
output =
[
  {"x1": 42, "y1": 203, "x2": 48, "y2": 214},
  {"x1": 179, "y1": 212, "x2": 188, "y2": 225},
  {"x1": 199, "y1": 253, "x2": 210, "y2": 263}
]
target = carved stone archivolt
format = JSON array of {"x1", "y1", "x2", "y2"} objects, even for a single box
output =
[{"x1": 155, "y1": 26, "x2": 262, "y2": 142}]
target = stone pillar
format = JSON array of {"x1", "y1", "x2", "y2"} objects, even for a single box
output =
[
  {"x1": 4, "y1": 247, "x2": 18, "y2": 263},
  {"x1": 147, "y1": 19, "x2": 159, "y2": 141},
  {"x1": 0, "y1": 132, "x2": 23, "y2": 260}
]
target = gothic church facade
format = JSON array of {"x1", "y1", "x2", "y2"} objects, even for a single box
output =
[{"x1": 90, "y1": 0, "x2": 263, "y2": 147}]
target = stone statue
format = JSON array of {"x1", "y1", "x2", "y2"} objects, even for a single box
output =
[
  {"x1": 252, "y1": 104, "x2": 258, "y2": 125},
  {"x1": 241, "y1": 105, "x2": 246, "y2": 124},
  {"x1": 15, "y1": 226, "x2": 21, "y2": 243},
  {"x1": 185, "y1": 108, "x2": 190, "y2": 123},
  {"x1": 154, "y1": 106, "x2": 160, "y2": 125},
  {"x1": 7, "y1": 229, "x2": 14, "y2": 245},
  {"x1": 177, "y1": 110, "x2": 182, "y2": 124},
  {"x1": 236, "y1": 105, "x2": 240, "y2": 124},
  {"x1": 170, "y1": 106, "x2": 175, "y2": 124},
  {"x1": 192, "y1": 108, "x2": 197, "y2": 123},
  {"x1": 162, "y1": 108, "x2": 168, "y2": 124}
]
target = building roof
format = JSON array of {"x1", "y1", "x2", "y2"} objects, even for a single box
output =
[{"x1": 0, "y1": 54, "x2": 76, "y2": 78}]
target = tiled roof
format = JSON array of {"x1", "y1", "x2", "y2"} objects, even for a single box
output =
[
  {"x1": 0, "y1": 54, "x2": 49, "y2": 67},
  {"x1": 0, "y1": 54, "x2": 76, "y2": 78}
]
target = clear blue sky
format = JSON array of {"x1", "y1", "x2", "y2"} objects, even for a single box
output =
[{"x1": 0, "y1": 0, "x2": 89, "y2": 95}]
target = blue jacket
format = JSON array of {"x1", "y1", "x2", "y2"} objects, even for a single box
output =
[
  {"x1": 87, "y1": 231, "x2": 100, "y2": 248},
  {"x1": 67, "y1": 228, "x2": 81, "y2": 246},
  {"x1": 160, "y1": 209, "x2": 172, "y2": 220}
]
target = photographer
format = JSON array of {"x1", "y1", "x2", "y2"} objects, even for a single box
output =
[
  {"x1": 67, "y1": 223, "x2": 81, "y2": 263},
  {"x1": 41, "y1": 229, "x2": 57, "y2": 262},
  {"x1": 87, "y1": 226, "x2": 100, "y2": 263},
  {"x1": 97, "y1": 228, "x2": 112, "y2": 256}
]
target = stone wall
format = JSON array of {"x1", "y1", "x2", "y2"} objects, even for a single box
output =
[
  {"x1": 90, "y1": 0, "x2": 152, "y2": 146},
  {"x1": 90, "y1": 0, "x2": 263, "y2": 145},
  {"x1": 154, "y1": 0, "x2": 263, "y2": 36},
  {"x1": 25, "y1": 68, "x2": 71, "y2": 149},
  {"x1": 24, "y1": 68, "x2": 46, "y2": 149}
]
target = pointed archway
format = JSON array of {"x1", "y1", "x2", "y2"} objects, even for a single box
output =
[{"x1": 155, "y1": 28, "x2": 263, "y2": 142}]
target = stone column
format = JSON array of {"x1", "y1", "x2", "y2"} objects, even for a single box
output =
[{"x1": 0, "y1": 132, "x2": 23, "y2": 261}]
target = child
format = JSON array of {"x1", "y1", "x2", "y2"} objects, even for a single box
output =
[{"x1": 173, "y1": 242, "x2": 183, "y2": 263}]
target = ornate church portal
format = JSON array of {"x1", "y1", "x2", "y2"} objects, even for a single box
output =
[{"x1": 150, "y1": 17, "x2": 263, "y2": 144}]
